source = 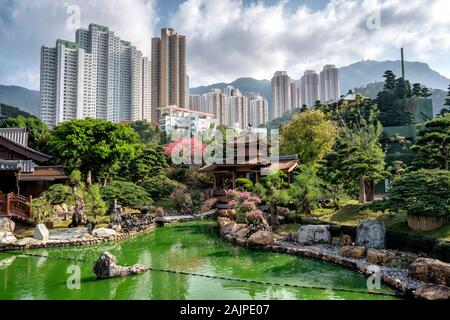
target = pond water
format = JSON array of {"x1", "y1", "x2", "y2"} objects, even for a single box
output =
[{"x1": 0, "y1": 221, "x2": 399, "y2": 300}]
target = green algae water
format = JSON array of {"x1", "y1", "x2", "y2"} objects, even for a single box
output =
[{"x1": 0, "y1": 221, "x2": 399, "y2": 300}]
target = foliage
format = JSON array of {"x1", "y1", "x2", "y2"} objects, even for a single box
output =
[
  {"x1": 288, "y1": 166, "x2": 325, "y2": 215},
  {"x1": 140, "y1": 175, "x2": 177, "y2": 198},
  {"x1": 236, "y1": 178, "x2": 254, "y2": 191},
  {"x1": 85, "y1": 184, "x2": 107, "y2": 218},
  {"x1": 46, "y1": 119, "x2": 141, "y2": 183},
  {"x1": 39, "y1": 184, "x2": 73, "y2": 206},
  {"x1": 122, "y1": 144, "x2": 168, "y2": 183},
  {"x1": 411, "y1": 114, "x2": 450, "y2": 170},
  {"x1": 384, "y1": 169, "x2": 450, "y2": 217},
  {"x1": 225, "y1": 189, "x2": 263, "y2": 225},
  {"x1": 130, "y1": 120, "x2": 164, "y2": 145},
  {"x1": 280, "y1": 110, "x2": 337, "y2": 165},
  {"x1": 0, "y1": 115, "x2": 50, "y2": 151},
  {"x1": 0, "y1": 103, "x2": 31, "y2": 119},
  {"x1": 101, "y1": 181, "x2": 153, "y2": 208}
]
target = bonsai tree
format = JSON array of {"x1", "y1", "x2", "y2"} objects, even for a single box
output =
[
  {"x1": 254, "y1": 170, "x2": 290, "y2": 227},
  {"x1": 288, "y1": 166, "x2": 324, "y2": 215}
]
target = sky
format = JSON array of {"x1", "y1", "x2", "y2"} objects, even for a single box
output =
[{"x1": 0, "y1": 0, "x2": 450, "y2": 91}]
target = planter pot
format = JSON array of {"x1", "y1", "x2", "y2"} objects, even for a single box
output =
[{"x1": 407, "y1": 215, "x2": 448, "y2": 231}]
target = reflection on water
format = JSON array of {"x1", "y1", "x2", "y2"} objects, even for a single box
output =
[{"x1": 0, "y1": 221, "x2": 399, "y2": 300}]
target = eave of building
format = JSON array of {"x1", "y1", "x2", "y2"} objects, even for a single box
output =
[{"x1": 0, "y1": 135, "x2": 52, "y2": 163}]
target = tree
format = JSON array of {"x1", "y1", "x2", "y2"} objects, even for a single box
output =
[
  {"x1": 0, "y1": 116, "x2": 50, "y2": 151},
  {"x1": 382, "y1": 70, "x2": 396, "y2": 90},
  {"x1": 280, "y1": 110, "x2": 337, "y2": 165},
  {"x1": 254, "y1": 170, "x2": 290, "y2": 226},
  {"x1": 421, "y1": 86, "x2": 432, "y2": 98},
  {"x1": 446, "y1": 84, "x2": 450, "y2": 106},
  {"x1": 338, "y1": 108, "x2": 386, "y2": 203},
  {"x1": 130, "y1": 120, "x2": 163, "y2": 145},
  {"x1": 384, "y1": 169, "x2": 450, "y2": 218},
  {"x1": 122, "y1": 144, "x2": 168, "y2": 183},
  {"x1": 412, "y1": 83, "x2": 423, "y2": 97},
  {"x1": 46, "y1": 119, "x2": 141, "y2": 184},
  {"x1": 411, "y1": 114, "x2": 450, "y2": 170},
  {"x1": 288, "y1": 166, "x2": 324, "y2": 215},
  {"x1": 140, "y1": 176, "x2": 177, "y2": 198},
  {"x1": 101, "y1": 181, "x2": 153, "y2": 208}
]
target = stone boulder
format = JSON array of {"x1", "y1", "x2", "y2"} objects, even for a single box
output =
[
  {"x1": 366, "y1": 249, "x2": 396, "y2": 265},
  {"x1": 218, "y1": 210, "x2": 229, "y2": 218},
  {"x1": 34, "y1": 224, "x2": 49, "y2": 242},
  {"x1": 340, "y1": 235, "x2": 353, "y2": 246},
  {"x1": 409, "y1": 258, "x2": 450, "y2": 286},
  {"x1": 92, "y1": 228, "x2": 118, "y2": 238},
  {"x1": 276, "y1": 207, "x2": 290, "y2": 216},
  {"x1": 93, "y1": 252, "x2": 148, "y2": 279},
  {"x1": 155, "y1": 207, "x2": 166, "y2": 218},
  {"x1": 340, "y1": 246, "x2": 366, "y2": 259},
  {"x1": 248, "y1": 231, "x2": 274, "y2": 246},
  {"x1": 201, "y1": 198, "x2": 219, "y2": 213},
  {"x1": 356, "y1": 220, "x2": 386, "y2": 249},
  {"x1": 0, "y1": 231, "x2": 17, "y2": 244},
  {"x1": 297, "y1": 225, "x2": 331, "y2": 245},
  {"x1": 15, "y1": 238, "x2": 39, "y2": 246},
  {"x1": 235, "y1": 227, "x2": 250, "y2": 239},
  {"x1": 0, "y1": 217, "x2": 15, "y2": 232},
  {"x1": 414, "y1": 284, "x2": 450, "y2": 300}
]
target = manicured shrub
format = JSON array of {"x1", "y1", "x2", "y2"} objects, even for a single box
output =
[
  {"x1": 101, "y1": 181, "x2": 153, "y2": 208},
  {"x1": 236, "y1": 178, "x2": 254, "y2": 191},
  {"x1": 140, "y1": 176, "x2": 177, "y2": 198},
  {"x1": 387, "y1": 169, "x2": 450, "y2": 217}
]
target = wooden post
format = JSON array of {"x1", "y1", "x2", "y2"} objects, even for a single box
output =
[
  {"x1": 232, "y1": 172, "x2": 236, "y2": 189},
  {"x1": 28, "y1": 195, "x2": 33, "y2": 218},
  {"x1": 5, "y1": 193, "x2": 11, "y2": 216}
]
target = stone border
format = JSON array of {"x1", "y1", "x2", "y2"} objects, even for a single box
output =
[
  {"x1": 0, "y1": 224, "x2": 157, "y2": 252},
  {"x1": 222, "y1": 233, "x2": 422, "y2": 299}
]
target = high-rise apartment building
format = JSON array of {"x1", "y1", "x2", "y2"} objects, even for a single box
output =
[
  {"x1": 320, "y1": 65, "x2": 340, "y2": 102},
  {"x1": 301, "y1": 70, "x2": 320, "y2": 108},
  {"x1": 224, "y1": 86, "x2": 248, "y2": 130},
  {"x1": 290, "y1": 82, "x2": 300, "y2": 110},
  {"x1": 271, "y1": 71, "x2": 292, "y2": 120},
  {"x1": 142, "y1": 57, "x2": 152, "y2": 121},
  {"x1": 189, "y1": 95, "x2": 201, "y2": 112},
  {"x1": 41, "y1": 23, "x2": 150, "y2": 127},
  {"x1": 151, "y1": 28, "x2": 188, "y2": 124},
  {"x1": 40, "y1": 40, "x2": 97, "y2": 127},
  {"x1": 248, "y1": 94, "x2": 269, "y2": 127}
]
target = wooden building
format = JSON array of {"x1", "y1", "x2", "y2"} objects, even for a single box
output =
[
  {"x1": 0, "y1": 128, "x2": 68, "y2": 220},
  {"x1": 199, "y1": 135, "x2": 298, "y2": 197}
]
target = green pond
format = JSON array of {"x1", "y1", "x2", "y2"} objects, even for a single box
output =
[{"x1": 0, "y1": 221, "x2": 399, "y2": 300}]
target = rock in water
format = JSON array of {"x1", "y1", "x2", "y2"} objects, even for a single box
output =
[
  {"x1": 0, "y1": 217, "x2": 15, "y2": 232},
  {"x1": 297, "y1": 225, "x2": 331, "y2": 245},
  {"x1": 201, "y1": 198, "x2": 219, "y2": 213},
  {"x1": 34, "y1": 224, "x2": 49, "y2": 242},
  {"x1": 93, "y1": 252, "x2": 148, "y2": 279},
  {"x1": 340, "y1": 246, "x2": 366, "y2": 259},
  {"x1": 356, "y1": 220, "x2": 386, "y2": 249}
]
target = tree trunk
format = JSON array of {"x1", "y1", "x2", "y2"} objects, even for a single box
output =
[
  {"x1": 86, "y1": 171, "x2": 92, "y2": 186},
  {"x1": 358, "y1": 175, "x2": 366, "y2": 203},
  {"x1": 365, "y1": 180, "x2": 374, "y2": 202}
]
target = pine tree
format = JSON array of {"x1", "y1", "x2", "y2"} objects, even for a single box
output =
[
  {"x1": 421, "y1": 86, "x2": 432, "y2": 98},
  {"x1": 382, "y1": 70, "x2": 396, "y2": 90},
  {"x1": 445, "y1": 84, "x2": 450, "y2": 106},
  {"x1": 412, "y1": 83, "x2": 422, "y2": 97}
]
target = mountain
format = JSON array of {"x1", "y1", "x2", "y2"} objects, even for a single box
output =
[
  {"x1": 0, "y1": 85, "x2": 40, "y2": 116},
  {"x1": 190, "y1": 77, "x2": 272, "y2": 99},
  {"x1": 340, "y1": 60, "x2": 450, "y2": 93},
  {"x1": 0, "y1": 102, "x2": 32, "y2": 119},
  {"x1": 190, "y1": 60, "x2": 450, "y2": 109}
]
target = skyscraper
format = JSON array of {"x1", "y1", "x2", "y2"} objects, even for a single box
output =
[
  {"x1": 320, "y1": 65, "x2": 340, "y2": 102},
  {"x1": 142, "y1": 57, "x2": 152, "y2": 121},
  {"x1": 271, "y1": 71, "x2": 292, "y2": 120},
  {"x1": 248, "y1": 94, "x2": 269, "y2": 127},
  {"x1": 301, "y1": 70, "x2": 320, "y2": 108},
  {"x1": 40, "y1": 23, "x2": 150, "y2": 127},
  {"x1": 151, "y1": 28, "x2": 188, "y2": 124},
  {"x1": 290, "y1": 82, "x2": 299, "y2": 110},
  {"x1": 40, "y1": 40, "x2": 97, "y2": 127},
  {"x1": 224, "y1": 86, "x2": 248, "y2": 130}
]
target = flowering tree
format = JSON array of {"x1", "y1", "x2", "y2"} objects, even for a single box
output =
[{"x1": 164, "y1": 137, "x2": 206, "y2": 164}]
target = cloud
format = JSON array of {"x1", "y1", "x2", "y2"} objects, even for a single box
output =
[
  {"x1": 169, "y1": 0, "x2": 450, "y2": 87},
  {"x1": 0, "y1": 0, "x2": 158, "y2": 90}
]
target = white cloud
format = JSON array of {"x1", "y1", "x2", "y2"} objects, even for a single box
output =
[
  {"x1": 0, "y1": 0, "x2": 158, "y2": 90},
  {"x1": 169, "y1": 0, "x2": 450, "y2": 86}
]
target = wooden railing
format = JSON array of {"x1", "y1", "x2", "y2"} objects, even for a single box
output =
[{"x1": 0, "y1": 193, "x2": 32, "y2": 222}]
